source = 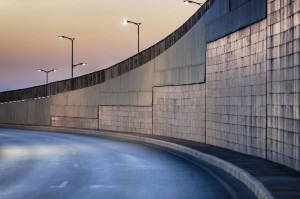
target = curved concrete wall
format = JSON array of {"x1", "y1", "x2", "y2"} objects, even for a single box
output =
[
  {"x1": 266, "y1": 0, "x2": 300, "y2": 170},
  {"x1": 1, "y1": 0, "x2": 299, "y2": 172},
  {"x1": 206, "y1": 19, "x2": 267, "y2": 158}
]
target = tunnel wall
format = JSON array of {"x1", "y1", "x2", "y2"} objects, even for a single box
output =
[{"x1": 1, "y1": 0, "x2": 300, "y2": 171}]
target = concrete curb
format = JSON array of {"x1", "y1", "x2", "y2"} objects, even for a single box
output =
[{"x1": 0, "y1": 125, "x2": 274, "y2": 199}]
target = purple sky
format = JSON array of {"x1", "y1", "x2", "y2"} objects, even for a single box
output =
[{"x1": 0, "y1": 0, "x2": 203, "y2": 92}]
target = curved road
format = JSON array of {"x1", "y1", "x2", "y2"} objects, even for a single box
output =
[{"x1": 0, "y1": 128, "x2": 255, "y2": 199}]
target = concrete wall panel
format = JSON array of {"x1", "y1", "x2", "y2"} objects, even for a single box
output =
[
  {"x1": 0, "y1": 98, "x2": 51, "y2": 126},
  {"x1": 51, "y1": 116, "x2": 98, "y2": 129},
  {"x1": 99, "y1": 106, "x2": 152, "y2": 134},
  {"x1": 206, "y1": 20, "x2": 267, "y2": 158},
  {"x1": 267, "y1": 0, "x2": 300, "y2": 171},
  {"x1": 153, "y1": 84, "x2": 206, "y2": 142}
]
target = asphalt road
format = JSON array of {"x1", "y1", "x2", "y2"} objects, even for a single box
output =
[{"x1": 0, "y1": 128, "x2": 256, "y2": 199}]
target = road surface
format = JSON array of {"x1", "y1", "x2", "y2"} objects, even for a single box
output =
[{"x1": 0, "y1": 128, "x2": 255, "y2": 199}]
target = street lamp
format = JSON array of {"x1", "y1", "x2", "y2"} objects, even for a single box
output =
[
  {"x1": 37, "y1": 69, "x2": 58, "y2": 84},
  {"x1": 58, "y1": 35, "x2": 76, "y2": 78},
  {"x1": 122, "y1": 19, "x2": 141, "y2": 53},
  {"x1": 73, "y1": 62, "x2": 86, "y2": 67},
  {"x1": 183, "y1": 0, "x2": 203, "y2": 6},
  {"x1": 72, "y1": 62, "x2": 87, "y2": 77}
]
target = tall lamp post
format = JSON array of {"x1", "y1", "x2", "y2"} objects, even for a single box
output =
[
  {"x1": 58, "y1": 35, "x2": 75, "y2": 78},
  {"x1": 122, "y1": 19, "x2": 141, "y2": 53},
  {"x1": 183, "y1": 0, "x2": 203, "y2": 6},
  {"x1": 37, "y1": 69, "x2": 58, "y2": 84}
]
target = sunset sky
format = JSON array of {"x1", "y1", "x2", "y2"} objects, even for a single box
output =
[{"x1": 0, "y1": 0, "x2": 203, "y2": 92}]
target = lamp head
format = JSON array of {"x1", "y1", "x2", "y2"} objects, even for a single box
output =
[
  {"x1": 53, "y1": 69, "x2": 58, "y2": 72},
  {"x1": 122, "y1": 19, "x2": 128, "y2": 24},
  {"x1": 184, "y1": 0, "x2": 190, "y2": 4},
  {"x1": 82, "y1": 63, "x2": 87, "y2": 66},
  {"x1": 37, "y1": 69, "x2": 42, "y2": 72},
  {"x1": 58, "y1": 35, "x2": 64, "y2": 39}
]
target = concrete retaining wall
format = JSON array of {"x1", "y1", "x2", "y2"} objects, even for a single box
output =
[
  {"x1": 51, "y1": 116, "x2": 98, "y2": 129},
  {"x1": 266, "y1": 0, "x2": 300, "y2": 170},
  {"x1": 99, "y1": 106, "x2": 152, "y2": 134},
  {"x1": 0, "y1": 98, "x2": 51, "y2": 126},
  {"x1": 206, "y1": 19, "x2": 267, "y2": 158},
  {"x1": 153, "y1": 84, "x2": 206, "y2": 142},
  {"x1": 0, "y1": 0, "x2": 299, "y2": 171}
]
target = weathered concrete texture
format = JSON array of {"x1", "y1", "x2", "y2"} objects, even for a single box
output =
[
  {"x1": 49, "y1": 86, "x2": 100, "y2": 120},
  {"x1": 51, "y1": 116, "x2": 98, "y2": 129},
  {"x1": 153, "y1": 84, "x2": 206, "y2": 142},
  {"x1": 0, "y1": 0, "x2": 268, "y2": 126},
  {"x1": 99, "y1": 106, "x2": 152, "y2": 134},
  {"x1": 3, "y1": 12, "x2": 206, "y2": 128},
  {"x1": 267, "y1": 0, "x2": 300, "y2": 171},
  {"x1": 206, "y1": 20, "x2": 267, "y2": 158},
  {"x1": 51, "y1": 105, "x2": 98, "y2": 118},
  {"x1": 0, "y1": 99, "x2": 51, "y2": 126},
  {"x1": 205, "y1": 0, "x2": 267, "y2": 42},
  {"x1": 98, "y1": 61, "x2": 154, "y2": 106},
  {"x1": 153, "y1": 26, "x2": 206, "y2": 86},
  {"x1": 49, "y1": 87, "x2": 100, "y2": 128}
]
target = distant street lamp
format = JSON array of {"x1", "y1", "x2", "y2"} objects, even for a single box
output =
[
  {"x1": 183, "y1": 0, "x2": 203, "y2": 6},
  {"x1": 58, "y1": 35, "x2": 77, "y2": 78},
  {"x1": 73, "y1": 62, "x2": 87, "y2": 67},
  {"x1": 72, "y1": 62, "x2": 87, "y2": 77},
  {"x1": 122, "y1": 19, "x2": 141, "y2": 53},
  {"x1": 37, "y1": 69, "x2": 58, "y2": 84}
]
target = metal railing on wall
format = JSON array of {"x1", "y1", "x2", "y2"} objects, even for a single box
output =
[{"x1": 0, "y1": 0, "x2": 214, "y2": 104}]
